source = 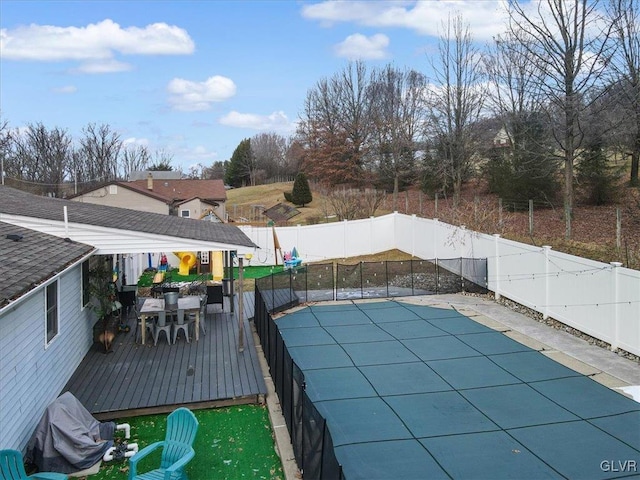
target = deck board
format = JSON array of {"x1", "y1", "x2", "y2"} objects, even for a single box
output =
[{"x1": 63, "y1": 293, "x2": 267, "y2": 419}]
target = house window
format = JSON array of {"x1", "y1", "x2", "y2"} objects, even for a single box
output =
[
  {"x1": 109, "y1": 185, "x2": 117, "y2": 194},
  {"x1": 82, "y1": 260, "x2": 90, "y2": 307},
  {"x1": 181, "y1": 210, "x2": 190, "y2": 218},
  {"x1": 201, "y1": 251, "x2": 210, "y2": 264},
  {"x1": 46, "y1": 281, "x2": 59, "y2": 344}
]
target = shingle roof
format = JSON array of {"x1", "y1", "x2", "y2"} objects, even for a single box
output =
[
  {"x1": 0, "y1": 221, "x2": 95, "y2": 308},
  {"x1": 0, "y1": 185, "x2": 254, "y2": 247},
  {"x1": 125, "y1": 178, "x2": 227, "y2": 202}
]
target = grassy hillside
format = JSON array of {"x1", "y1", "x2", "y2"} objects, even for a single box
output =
[
  {"x1": 226, "y1": 182, "x2": 640, "y2": 269},
  {"x1": 226, "y1": 182, "x2": 331, "y2": 225}
]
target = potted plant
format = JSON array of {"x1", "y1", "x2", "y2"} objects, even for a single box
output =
[{"x1": 88, "y1": 258, "x2": 121, "y2": 352}]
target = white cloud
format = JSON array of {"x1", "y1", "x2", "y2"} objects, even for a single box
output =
[
  {"x1": 334, "y1": 33, "x2": 389, "y2": 59},
  {"x1": 123, "y1": 137, "x2": 150, "y2": 147},
  {"x1": 219, "y1": 110, "x2": 294, "y2": 132},
  {"x1": 167, "y1": 76, "x2": 237, "y2": 111},
  {"x1": 72, "y1": 58, "x2": 132, "y2": 74},
  {"x1": 302, "y1": 0, "x2": 509, "y2": 41},
  {"x1": 51, "y1": 85, "x2": 77, "y2": 94},
  {"x1": 0, "y1": 19, "x2": 194, "y2": 65}
]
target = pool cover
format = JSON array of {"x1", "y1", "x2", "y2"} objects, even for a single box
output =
[{"x1": 277, "y1": 300, "x2": 640, "y2": 479}]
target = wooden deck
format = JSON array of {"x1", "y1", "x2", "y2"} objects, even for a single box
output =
[{"x1": 63, "y1": 292, "x2": 266, "y2": 420}]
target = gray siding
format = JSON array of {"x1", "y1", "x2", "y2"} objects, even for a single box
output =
[{"x1": 0, "y1": 265, "x2": 94, "y2": 451}]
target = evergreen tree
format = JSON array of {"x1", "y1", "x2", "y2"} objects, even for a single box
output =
[
  {"x1": 483, "y1": 112, "x2": 559, "y2": 208},
  {"x1": 576, "y1": 138, "x2": 622, "y2": 205},
  {"x1": 291, "y1": 172, "x2": 312, "y2": 206},
  {"x1": 224, "y1": 139, "x2": 251, "y2": 187}
]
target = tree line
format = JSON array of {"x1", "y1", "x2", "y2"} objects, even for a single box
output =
[
  {"x1": 225, "y1": 0, "x2": 639, "y2": 239},
  {"x1": 0, "y1": 121, "x2": 202, "y2": 197},
  {"x1": 1, "y1": 0, "x2": 638, "y2": 240}
]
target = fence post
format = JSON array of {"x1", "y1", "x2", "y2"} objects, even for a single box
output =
[
  {"x1": 616, "y1": 208, "x2": 621, "y2": 250},
  {"x1": 385, "y1": 261, "x2": 389, "y2": 298},
  {"x1": 411, "y1": 214, "x2": 416, "y2": 257},
  {"x1": 343, "y1": 219, "x2": 348, "y2": 259},
  {"x1": 410, "y1": 259, "x2": 415, "y2": 295},
  {"x1": 610, "y1": 262, "x2": 622, "y2": 352},
  {"x1": 370, "y1": 216, "x2": 375, "y2": 255},
  {"x1": 433, "y1": 218, "x2": 439, "y2": 259},
  {"x1": 493, "y1": 234, "x2": 501, "y2": 300},
  {"x1": 542, "y1": 246, "x2": 551, "y2": 320},
  {"x1": 529, "y1": 199, "x2": 534, "y2": 236}
]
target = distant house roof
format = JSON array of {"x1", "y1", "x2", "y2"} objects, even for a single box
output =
[
  {"x1": 0, "y1": 221, "x2": 95, "y2": 308},
  {"x1": 0, "y1": 186, "x2": 256, "y2": 256},
  {"x1": 125, "y1": 178, "x2": 227, "y2": 203},
  {"x1": 68, "y1": 178, "x2": 227, "y2": 205},
  {"x1": 129, "y1": 170, "x2": 183, "y2": 181}
]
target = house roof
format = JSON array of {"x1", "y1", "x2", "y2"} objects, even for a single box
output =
[
  {"x1": 0, "y1": 185, "x2": 256, "y2": 255},
  {"x1": 125, "y1": 178, "x2": 227, "y2": 203},
  {"x1": 0, "y1": 221, "x2": 95, "y2": 308}
]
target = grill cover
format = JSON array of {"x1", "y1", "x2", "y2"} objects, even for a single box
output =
[{"x1": 26, "y1": 392, "x2": 115, "y2": 474}]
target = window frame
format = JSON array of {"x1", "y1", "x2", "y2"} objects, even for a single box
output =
[
  {"x1": 45, "y1": 280, "x2": 59, "y2": 346},
  {"x1": 82, "y1": 260, "x2": 91, "y2": 309}
]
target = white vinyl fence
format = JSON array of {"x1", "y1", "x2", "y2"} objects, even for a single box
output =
[{"x1": 239, "y1": 213, "x2": 640, "y2": 356}]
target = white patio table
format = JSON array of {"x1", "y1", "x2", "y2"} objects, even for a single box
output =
[{"x1": 139, "y1": 296, "x2": 201, "y2": 345}]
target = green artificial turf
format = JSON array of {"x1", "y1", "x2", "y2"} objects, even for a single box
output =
[
  {"x1": 87, "y1": 405, "x2": 284, "y2": 480},
  {"x1": 138, "y1": 266, "x2": 284, "y2": 287}
]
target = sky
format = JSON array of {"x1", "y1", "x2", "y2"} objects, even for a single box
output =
[{"x1": 0, "y1": 0, "x2": 512, "y2": 173}]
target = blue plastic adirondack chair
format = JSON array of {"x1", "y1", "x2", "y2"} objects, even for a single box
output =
[
  {"x1": 128, "y1": 407, "x2": 199, "y2": 480},
  {"x1": 0, "y1": 449, "x2": 68, "y2": 480}
]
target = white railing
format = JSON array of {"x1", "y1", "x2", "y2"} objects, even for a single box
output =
[{"x1": 239, "y1": 213, "x2": 640, "y2": 356}]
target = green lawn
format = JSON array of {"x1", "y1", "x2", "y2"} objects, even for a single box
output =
[
  {"x1": 87, "y1": 405, "x2": 283, "y2": 480},
  {"x1": 137, "y1": 266, "x2": 284, "y2": 287}
]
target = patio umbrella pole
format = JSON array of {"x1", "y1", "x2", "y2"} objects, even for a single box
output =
[{"x1": 238, "y1": 256, "x2": 244, "y2": 352}]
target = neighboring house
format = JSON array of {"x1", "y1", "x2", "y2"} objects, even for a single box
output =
[
  {"x1": 69, "y1": 173, "x2": 227, "y2": 221},
  {"x1": 493, "y1": 126, "x2": 511, "y2": 148},
  {"x1": 0, "y1": 185, "x2": 256, "y2": 451}
]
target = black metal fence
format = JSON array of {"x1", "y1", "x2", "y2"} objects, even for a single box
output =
[
  {"x1": 253, "y1": 257, "x2": 488, "y2": 479},
  {"x1": 255, "y1": 258, "x2": 488, "y2": 315},
  {"x1": 254, "y1": 289, "x2": 344, "y2": 480}
]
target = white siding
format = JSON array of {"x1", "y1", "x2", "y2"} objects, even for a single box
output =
[
  {"x1": 0, "y1": 265, "x2": 94, "y2": 451},
  {"x1": 71, "y1": 186, "x2": 168, "y2": 214}
]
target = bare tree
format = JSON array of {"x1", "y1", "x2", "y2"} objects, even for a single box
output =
[
  {"x1": 607, "y1": 0, "x2": 640, "y2": 186},
  {"x1": 120, "y1": 144, "x2": 151, "y2": 180},
  {"x1": 370, "y1": 65, "x2": 428, "y2": 207},
  {"x1": 507, "y1": 0, "x2": 612, "y2": 238},
  {"x1": 426, "y1": 14, "x2": 486, "y2": 207},
  {"x1": 9, "y1": 122, "x2": 72, "y2": 196},
  {"x1": 319, "y1": 185, "x2": 386, "y2": 221},
  {"x1": 77, "y1": 123, "x2": 123, "y2": 183},
  {"x1": 250, "y1": 132, "x2": 288, "y2": 182},
  {"x1": 0, "y1": 116, "x2": 10, "y2": 185},
  {"x1": 149, "y1": 149, "x2": 176, "y2": 172},
  {"x1": 204, "y1": 160, "x2": 227, "y2": 180},
  {"x1": 483, "y1": 34, "x2": 560, "y2": 202},
  {"x1": 297, "y1": 61, "x2": 374, "y2": 186}
]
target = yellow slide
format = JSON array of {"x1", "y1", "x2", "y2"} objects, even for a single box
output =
[
  {"x1": 212, "y1": 251, "x2": 224, "y2": 282},
  {"x1": 175, "y1": 252, "x2": 197, "y2": 276}
]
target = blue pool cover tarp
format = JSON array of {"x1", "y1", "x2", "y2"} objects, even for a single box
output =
[{"x1": 277, "y1": 300, "x2": 640, "y2": 480}]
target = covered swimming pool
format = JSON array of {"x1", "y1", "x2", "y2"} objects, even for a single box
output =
[{"x1": 272, "y1": 300, "x2": 640, "y2": 479}]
